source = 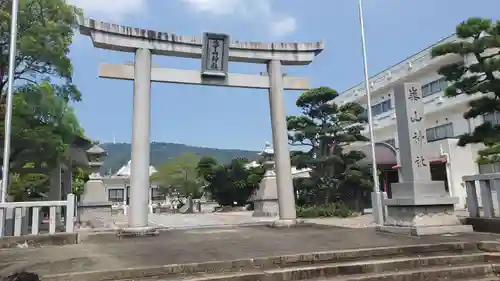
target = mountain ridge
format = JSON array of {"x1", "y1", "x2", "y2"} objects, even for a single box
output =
[{"x1": 100, "y1": 142, "x2": 260, "y2": 174}]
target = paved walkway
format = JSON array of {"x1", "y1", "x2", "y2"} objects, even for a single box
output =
[
  {"x1": 1, "y1": 225, "x2": 500, "y2": 277},
  {"x1": 111, "y1": 211, "x2": 378, "y2": 229},
  {"x1": 148, "y1": 212, "x2": 276, "y2": 228}
]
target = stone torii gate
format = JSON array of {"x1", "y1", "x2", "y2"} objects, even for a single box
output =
[{"x1": 78, "y1": 18, "x2": 324, "y2": 232}]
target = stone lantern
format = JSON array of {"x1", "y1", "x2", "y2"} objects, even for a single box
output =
[
  {"x1": 260, "y1": 142, "x2": 276, "y2": 177},
  {"x1": 87, "y1": 144, "x2": 106, "y2": 179},
  {"x1": 78, "y1": 143, "x2": 113, "y2": 229},
  {"x1": 252, "y1": 142, "x2": 279, "y2": 217}
]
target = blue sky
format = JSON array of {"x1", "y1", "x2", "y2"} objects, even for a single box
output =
[{"x1": 67, "y1": 0, "x2": 499, "y2": 151}]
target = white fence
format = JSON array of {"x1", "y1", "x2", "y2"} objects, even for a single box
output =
[{"x1": 0, "y1": 194, "x2": 75, "y2": 237}]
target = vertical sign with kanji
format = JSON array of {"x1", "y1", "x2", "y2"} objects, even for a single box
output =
[
  {"x1": 201, "y1": 32, "x2": 230, "y2": 77},
  {"x1": 394, "y1": 83, "x2": 431, "y2": 182}
]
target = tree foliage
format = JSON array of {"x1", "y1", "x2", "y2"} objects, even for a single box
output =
[
  {"x1": 196, "y1": 155, "x2": 218, "y2": 182},
  {"x1": 197, "y1": 157, "x2": 264, "y2": 206},
  {"x1": 0, "y1": 0, "x2": 82, "y2": 99},
  {"x1": 287, "y1": 87, "x2": 373, "y2": 207},
  {"x1": 431, "y1": 17, "x2": 500, "y2": 163},
  {"x1": 1, "y1": 82, "x2": 84, "y2": 170},
  {"x1": 10, "y1": 169, "x2": 49, "y2": 201},
  {"x1": 9, "y1": 165, "x2": 89, "y2": 202},
  {"x1": 152, "y1": 152, "x2": 203, "y2": 199},
  {"x1": 72, "y1": 167, "x2": 89, "y2": 197},
  {"x1": 0, "y1": 0, "x2": 86, "y2": 198},
  {"x1": 0, "y1": 0, "x2": 84, "y2": 168}
]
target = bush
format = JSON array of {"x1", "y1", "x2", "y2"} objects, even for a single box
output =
[{"x1": 296, "y1": 202, "x2": 353, "y2": 218}]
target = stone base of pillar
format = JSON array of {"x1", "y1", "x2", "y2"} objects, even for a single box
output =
[
  {"x1": 377, "y1": 224, "x2": 473, "y2": 236},
  {"x1": 78, "y1": 201, "x2": 113, "y2": 229},
  {"x1": 118, "y1": 226, "x2": 159, "y2": 238},
  {"x1": 269, "y1": 219, "x2": 304, "y2": 228},
  {"x1": 377, "y1": 181, "x2": 473, "y2": 236},
  {"x1": 252, "y1": 175, "x2": 279, "y2": 217},
  {"x1": 376, "y1": 204, "x2": 473, "y2": 235},
  {"x1": 253, "y1": 200, "x2": 279, "y2": 217},
  {"x1": 78, "y1": 179, "x2": 113, "y2": 229}
]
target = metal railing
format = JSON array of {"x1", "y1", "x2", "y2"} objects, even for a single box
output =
[
  {"x1": 0, "y1": 193, "x2": 75, "y2": 237},
  {"x1": 463, "y1": 174, "x2": 500, "y2": 218}
]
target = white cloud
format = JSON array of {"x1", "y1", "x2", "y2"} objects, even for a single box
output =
[
  {"x1": 182, "y1": 0, "x2": 297, "y2": 37},
  {"x1": 270, "y1": 16, "x2": 297, "y2": 37},
  {"x1": 68, "y1": 0, "x2": 147, "y2": 21}
]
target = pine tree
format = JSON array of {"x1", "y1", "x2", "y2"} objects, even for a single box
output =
[
  {"x1": 432, "y1": 17, "x2": 500, "y2": 164},
  {"x1": 287, "y1": 87, "x2": 373, "y2": 206}
]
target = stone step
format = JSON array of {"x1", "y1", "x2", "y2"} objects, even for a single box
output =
[
  {"x1": 42, "y1": 242, "x2": 482, "y2": 281},
  {"x1": 132, "y1": 262, "x2": 500, "y2": 281},
  {"x1": 42, "y1": 252, "x2": 496, "y2": 281},
  {"x1": 326, "y1": 264, "x2": 499, "y2": 281},
  {"x1": 460, "y1": 278, "x2": 500, "y2": 281},
  {"x1": 262, "y1": 253, "x2": 491, "y2": 279}
]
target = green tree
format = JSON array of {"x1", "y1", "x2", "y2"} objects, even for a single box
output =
[
  {"x1": 196, "y1": 155, "x2": 218, "y2": 181},
  {"x1": 0, "y1": 0, "x2": 87, "y2": 200},
  {"x1": 287, "y1": 87, "x2": 372, "y2": 208},
  {"x1": 72, "y1": 167, "x2": 89, "y2": 197},
  {"x1": 432, "y1": 18, "x2": 500, "y2": 164},
  {"x1": 9, "y1": 165, "x2": 89, "y2": 202},
  {"x1": 10, "y1": 167, "x2": 49, "y2": 201},
  {"x1": 0, "y1": 0, "x2": 82, "y2": 99},
  {"x1": 0, "y1": 0, "x2": 84, "y2": 176},
  {"x1": 1, "y1": 82, "x2": 83, "y2": 171},
  {"x1": 200, "y1": 157, "x2": 264, "y2": 206},
  {"x1": 152, "y1": 152, "x2": 203, "y2": 199}
]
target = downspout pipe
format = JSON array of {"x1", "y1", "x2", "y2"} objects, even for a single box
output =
[{"x1": 439, "y1": 144, "x2": 453, "y2": 198}]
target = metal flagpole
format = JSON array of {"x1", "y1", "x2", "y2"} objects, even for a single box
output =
[
  {"x1": 357, "y1": 0, "x2": 384, "y2": 225},
  {"x1": 1, "y1": 0, "x2": 20, "y2": 203}
]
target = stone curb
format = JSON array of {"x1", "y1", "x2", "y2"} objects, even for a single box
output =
[
  {"x1": 0, "y1": 233, "x2": 78, "y2": 249},
  {"x1": 41, "y1": 242, "x2": 488, "y2": 281}
]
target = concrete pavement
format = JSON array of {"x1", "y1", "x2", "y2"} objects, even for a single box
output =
[
  {"x1": 2, "y1": 225, "x2": 500, "y2": 278},
  {"x1": 111, "y1": 211, "x2": 377, "y2": 230}
]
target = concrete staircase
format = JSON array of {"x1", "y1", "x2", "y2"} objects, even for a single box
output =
[{"x1": 43, "y1": 241, "x2": 500, "y2": 281}]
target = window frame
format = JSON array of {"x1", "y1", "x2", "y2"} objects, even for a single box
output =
[
  {"x1": 371, "y1": 99, "x2": 392, "y2": 117},
  {"x1": 108, "y1": 188, "x2": 125, "y2": 203},
  {"x1": 421, "y1": 78, "x2": 447, "y2": 98},
  {"x1": 426, "y1": 123, "x2": 454, "y2": 142},
  {"x1": 484, "y1": 111, "x2": 500, "y2": 125}
]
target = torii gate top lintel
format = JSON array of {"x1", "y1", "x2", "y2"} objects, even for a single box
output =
[{"x1": 78, "y1": 17, "x2": 324, "y2": 66}]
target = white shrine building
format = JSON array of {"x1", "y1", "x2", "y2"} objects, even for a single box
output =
[
  {"x1": 333, "y1": 34, "x2": 492, "y2": 210},
  {"x1": 103, "y1": 160, "x2": 164, "y2": 213}
]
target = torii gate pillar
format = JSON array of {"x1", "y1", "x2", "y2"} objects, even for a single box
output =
[{"x1": 129, "y1": 48, "x2": 152, "y2": 228}]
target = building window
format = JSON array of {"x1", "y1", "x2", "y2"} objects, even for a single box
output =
[
  {"x1": 426, "y1": 123, "x2": 454, "y2": 142},
  {"x1": 151, "y1": 188, "x2": 164, "y2": 201},
  {"x1": 108, "y1": 188, "x2": 124, "y2": 203},
  {"x1": 383, "y1": 138, "x2": 396, "y2": 148},
  {"x1": 421, "y1": 78, "x2": 447, "y2": 98},
  {"x1": 371, "y1": 100, "x2": 392, "y2": 116},
  {"x1": 484, "y1": 111, "x2": 500, "y2": 125}
]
